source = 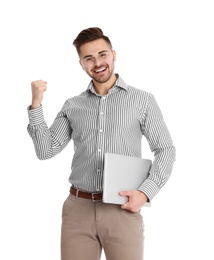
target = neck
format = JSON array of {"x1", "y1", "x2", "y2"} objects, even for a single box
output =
[{"x1": 93, "y1": 74, "x2": 117, "y2": 96}]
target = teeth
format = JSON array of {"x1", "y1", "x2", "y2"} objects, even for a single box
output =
[{"x1": 95, "y1": 67, "x2": 106, "y2": 72}]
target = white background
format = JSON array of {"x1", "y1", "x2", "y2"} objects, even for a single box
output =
[{"x1": 0, "y1": 0, "x2": 213, "y2": 259}]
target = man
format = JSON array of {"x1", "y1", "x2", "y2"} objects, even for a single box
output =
[{"x1": 27, "y1": 27, "x2": 176, "y2": 260}]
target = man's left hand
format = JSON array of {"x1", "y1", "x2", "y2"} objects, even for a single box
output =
[{"x1": 119, "y1": 190, "x2": 148, "y2": 213}]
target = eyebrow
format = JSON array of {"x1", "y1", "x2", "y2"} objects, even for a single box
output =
[{"x1": 83, "y1": 50, "x2": 108, "y2": 59}]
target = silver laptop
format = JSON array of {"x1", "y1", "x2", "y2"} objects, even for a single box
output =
[{"x1": 103, "y1": 153, "x2": 152, "y2": 206}]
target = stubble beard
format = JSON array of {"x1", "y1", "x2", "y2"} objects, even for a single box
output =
[{"x1": 90, "y1": 62, "x2": 115, "y2": 84}]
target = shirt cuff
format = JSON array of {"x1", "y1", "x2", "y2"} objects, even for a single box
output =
[
  {"x1": 138, "y1": 178, "x2": 160, "y2": 202},
  {"x1": 27, "y1": 105, "x2": 45, "y2": 126}
]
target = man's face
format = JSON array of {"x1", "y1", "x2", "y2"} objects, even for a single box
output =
[{"x1": 79, "y1": 38, "x2": 116, "y2": 84}]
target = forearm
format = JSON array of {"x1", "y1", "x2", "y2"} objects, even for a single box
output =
[
  {"x1": 27, "y1": 105, "x2": 71, "y2": 160},
  {"x1": 139, "y1": 94, "x2": 176, "y2": 201},
  {"x1": 28, "y1": 123, "x2": 62, "y2": 160},
  {"x1": 138, "y1": 145, "x2": 176, "y2": 201}
]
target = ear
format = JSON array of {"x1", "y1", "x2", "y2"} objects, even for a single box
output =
[
  {"x1": 79, "y1": 60, "x2": 85, "y2": 70},
  {"x1": 112, "y1": 50, "x2": 116, "y2": 61}
]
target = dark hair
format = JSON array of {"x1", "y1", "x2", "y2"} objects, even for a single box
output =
[{"x1": 73, "y1": 27, "x2": 112, "y2": 54}]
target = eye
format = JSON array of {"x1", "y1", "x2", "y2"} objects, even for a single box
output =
[
  {"x1": 100, "y1": 52, "x2": 108, "y2": 57},
  {"x1": 85, "y1": 57, "x2": 93, "y2": 62}
]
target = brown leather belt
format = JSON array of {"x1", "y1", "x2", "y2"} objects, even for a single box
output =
[{"x1": 70, "y1": 186, "x2": 103, "y2": 202}]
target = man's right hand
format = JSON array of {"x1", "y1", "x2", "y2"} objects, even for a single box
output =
[{"x1": 31, "y1": 80, "x2": 47, "y2": 109}]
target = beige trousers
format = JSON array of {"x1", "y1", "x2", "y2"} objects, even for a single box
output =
[{"x1": 61, "y1": 194, "x2": 144, "y2": 260}]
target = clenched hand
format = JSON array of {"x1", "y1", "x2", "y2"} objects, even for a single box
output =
[{"x1": 31, "y1": 80, "x2": 47, "y2": 109}]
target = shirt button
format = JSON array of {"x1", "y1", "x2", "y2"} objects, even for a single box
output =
[
  {"x1": 97, "y1": 169, "x2": 100, "y2": 172},
  {"x1": 98, "y1": 149, "x2": 101, "y2": 152},
  {"x1": 100, "y1": 129, "x2": 103, "y2": 132},
  {"x1": 100, "y1": 112, "x2": 104, "y2": 115}
]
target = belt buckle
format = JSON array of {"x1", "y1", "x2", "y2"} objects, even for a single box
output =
[{"x1": 92, "y1": 192, "x2": 102, "y2": 202}]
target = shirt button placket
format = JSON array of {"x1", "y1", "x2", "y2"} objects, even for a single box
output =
[{"x1": 96, "y1": 96, "x2": 107, "y2": 189}]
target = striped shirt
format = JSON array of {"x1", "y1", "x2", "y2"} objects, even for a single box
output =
[{"x1": 27, "y1": 75, "x2": 176, "y2": 201}]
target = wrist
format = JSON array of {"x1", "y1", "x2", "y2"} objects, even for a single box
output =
[
  {"x1": 31, "y1": 102, "x2": 41, "y2": 110},
  {"x1": 139, "y1": 191, "x2": 149, "y2": 201}
]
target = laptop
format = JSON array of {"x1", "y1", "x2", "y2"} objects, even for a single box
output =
[{"x1": 103, "y1": 153, "x2": 152, "y2": 206}]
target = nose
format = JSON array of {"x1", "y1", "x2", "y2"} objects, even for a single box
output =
[{"x1": 94, "y1": 57, "x2": 102, "y2": 67}]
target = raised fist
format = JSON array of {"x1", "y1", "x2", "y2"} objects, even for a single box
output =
[{"x1": 31, "y1": 80, "x2": 47, "y2": 109}]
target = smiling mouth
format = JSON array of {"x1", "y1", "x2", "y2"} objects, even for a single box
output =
[{"x1": 94, "y1": 66, "x2": 107, "y2": 74}]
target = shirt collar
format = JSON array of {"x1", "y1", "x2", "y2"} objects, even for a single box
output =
[{"x1": 87, "y1": 74, "x2": 129, "y2": 95}]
